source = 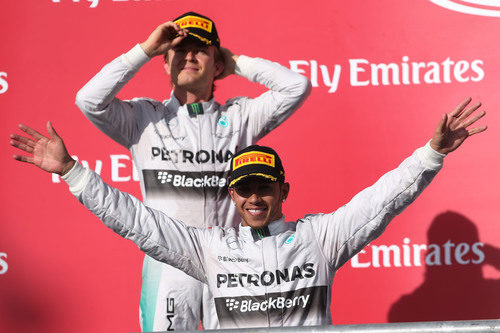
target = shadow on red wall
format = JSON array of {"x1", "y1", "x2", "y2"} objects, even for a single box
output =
[
  {"x1": 0, "y1": 277, "x2": 60, "y2": 332},
  {"x1": 388, "y1": 211, "x2": 500, "y2": 322}
]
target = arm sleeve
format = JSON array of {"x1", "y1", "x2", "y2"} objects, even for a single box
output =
[
  {"x1": 75, "y1": 44, "x2": 151, "y2": 148},
  {"x1": 234, "y1": 55, "x2": 311, "y2": 140},
  {"x1": 61, "y1": 162, "x2": 208, "y2": 283},
  {"x1": 308, "y1": 142, "x2": 445, "y2": 269}
]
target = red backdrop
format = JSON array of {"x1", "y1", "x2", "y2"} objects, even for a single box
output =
[{"x1": 1, "y1": 1, "x2": 499, "y2": 332}]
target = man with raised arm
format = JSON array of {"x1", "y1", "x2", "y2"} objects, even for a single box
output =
[
  {"x1": 74, "y1": 11, "x2": 310, "y2": 330},
  {"x1": 11, "y1": 98, "x2": 486, "y2": 328}
]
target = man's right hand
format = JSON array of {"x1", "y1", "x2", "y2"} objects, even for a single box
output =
[
  {"x1": 140, "y1": 22, "x2": 188, "y2": 58},
  {"x1": 10, "y1": 122, "x2": 75, "y2": 176}
]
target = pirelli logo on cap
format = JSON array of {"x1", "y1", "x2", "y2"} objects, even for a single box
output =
[
  {"x1": 233, "y1": 152, "x2": 275, "y2": 170},
  {"x1": 174, "y1": 15, "x2": 213, "y2": 33}
]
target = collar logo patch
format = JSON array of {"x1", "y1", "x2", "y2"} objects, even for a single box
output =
[
  {"x1": 174, "y1": 15, "x2": 213, "y2": 32},
  {"x1": 187, "y1": 103, "x2": 204, "y2": 117},
  {"x1": 233, "y1": 152, "x2": 275, "y2": 170}
]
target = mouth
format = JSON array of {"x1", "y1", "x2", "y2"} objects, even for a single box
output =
[
  {"x1": 181, "y1": 66, "x2": 199, "y2": 72},
  {"x1": 246, "y1": 207, "x2": 267, "y2": 217}
]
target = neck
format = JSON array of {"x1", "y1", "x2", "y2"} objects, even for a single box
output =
[
  {"x1": 173, "y1": 87, "x2": 213, "y2": 105},
  {"x1": 240, "y1": 214, "x2": 284, "y2": 228}
]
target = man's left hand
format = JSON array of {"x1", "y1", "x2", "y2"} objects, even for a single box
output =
[
  {"x1": 430, "y1": 97, "x2": 487, "y2": 154},
  {"x1": 216, "y1": 47, "x2": 239, "y2": 80}
]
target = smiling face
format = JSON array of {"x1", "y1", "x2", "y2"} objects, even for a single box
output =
[
  {"x1": 164, "y1": 38, "x2": 223, "y2": 96},
  {"x1": 228, "y1": 177, "x2": 290, "y2": 229}
]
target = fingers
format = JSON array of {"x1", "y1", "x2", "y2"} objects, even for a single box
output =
[
  {"x1": 18, "y1": 123, "x2": 44, "y2": 141},
  {"x1": 46, "y1": 121, "x2": 60, "y2": 139},
  {"x1": 9, "y1": 133, "x2": 36, "y2": 148},
  {"x1": 457, "y1": 102, "x2": 481, "y2": 122},
  {"x1": 170, "y1": 34, "x2": 187, "y2": 48},
  {"x1": 468, "y1": 125, "x2": 488, "y2": 136},
  {"x1": 12, "y1": 154, "x2": 34, "y2": 164},
  {"x1": 168, "y1": 21, "x2": 181, "y2": 32},
  {"x1": 155, "y1": 21, "x2": 180, "y2": 35},
  {"x1": 438, "y1": 113, "x2": 448, "y2": 134},
  {"x1": 160, "y1": 21, "x2": 188, "y2": 37},
  {"x1": 449, "y1": 97, "x2": 472, "y2": 118},
  {"x1": 462, "y1": 110, "x2": 486, "y2": 128},
  {"x1": 162, "y1": 21, "x2": 181, "y2": 31},
  {"x1": 9, "y1": 138, "x2": 34, "y2": 154}
]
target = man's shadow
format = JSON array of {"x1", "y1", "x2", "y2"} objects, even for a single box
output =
[{"x1": 388, "y1": 211, "x2": 500, "y2": 322}]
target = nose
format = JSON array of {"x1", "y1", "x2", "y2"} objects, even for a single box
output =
[
  {"x1": 185, "y1": 50, "x2": 196, "y2": 61},
  {"x1": 247, "y1": 193, "x2": 262, "y2": 204}
]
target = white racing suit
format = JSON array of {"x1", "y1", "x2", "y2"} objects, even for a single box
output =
[
  {"x1": 62, "y1": 142, "x2": 444, "y2": 328},
  {"x1": 75, "y1": 44, "x2": 310, "y2": 331}
]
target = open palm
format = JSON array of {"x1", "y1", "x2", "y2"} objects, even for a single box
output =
[
  {"x1": 10, "y1": 122, "x2": 75, "y2": 175},
  {"x1": 430, "y1": 98, "x2": 487, "y2": 154}
]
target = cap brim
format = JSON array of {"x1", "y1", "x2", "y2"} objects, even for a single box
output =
[
  {"x1": 229, "y1": 173, "x2": 278, "y2": 188},
  {"x1": 185, "y1": 32, "x2": 214, "y2": 46}
]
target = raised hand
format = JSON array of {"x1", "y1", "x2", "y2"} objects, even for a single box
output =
[
  {"x1": 10, "y1": 122, "x2": 75, "y2": 176},
  {"x1": 430, "y1": 97, "x2": 487, "y2": 154},
  {"x1": 215, "y1": 47, "x2": 239, "y2": 80},
  {"x1": 140, "y1": 21, "x2": 188, "y2": 58}
]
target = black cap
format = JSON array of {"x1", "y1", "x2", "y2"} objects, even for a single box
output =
[
  {"x1": 228, "y1": 145, "x2": 285, "y2": 188},
  {"x1": 173, "y1": 12, "x2": 220, "y2": 48}
]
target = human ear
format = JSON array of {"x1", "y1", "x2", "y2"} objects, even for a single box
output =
[
  {"x1": 163, "y1": 61, "x2": 171, "y2": 75},
  {"x1": 280, "y1": 182, "x2": 290, "y2": 202},
  {"x1": 214, "y1": 60, "x2": 224, "y2": 78},
  {"x1": 228, "y1": 187, "x2": 236, "y2": 202}
]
